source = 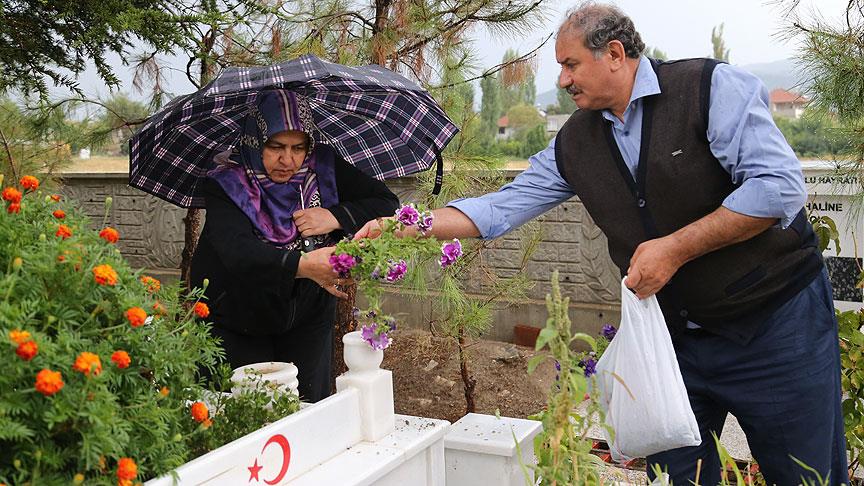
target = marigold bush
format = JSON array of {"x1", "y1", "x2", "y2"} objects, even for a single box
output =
[{"x1": 0, "y1": 178, "x2": 229, "y2": 484}]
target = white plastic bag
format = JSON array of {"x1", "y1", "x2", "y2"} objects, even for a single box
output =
[{"x1": 594, "y1": 279, "x2": 701, "y2": 461}]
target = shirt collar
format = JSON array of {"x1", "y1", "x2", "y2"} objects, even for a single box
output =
[{"x1": 602, "y1": 55, "x2": 661, "y2": 123}]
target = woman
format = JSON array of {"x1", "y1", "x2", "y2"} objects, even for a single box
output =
[{"x1": 190, "y1": 90, "x2": 399, "y2": 402}]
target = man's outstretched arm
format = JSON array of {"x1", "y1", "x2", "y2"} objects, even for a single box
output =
[{"x1": 353, "y1": 207, "x2": 481, "y2": 241}]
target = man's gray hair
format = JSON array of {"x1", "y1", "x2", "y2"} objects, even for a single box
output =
[{"x1": 559, "y1": 2, "x2": 645, "y2": 59}]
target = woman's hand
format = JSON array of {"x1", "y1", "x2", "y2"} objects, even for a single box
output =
[
  {"x1": 293, "y1": 208, "x2": 340, "y2": 237},
  {"x1": 352, "y1": 218, "x2": 384, "y2": 240},
  {"x1": 296, "y1": 246, "x2": 351, "y2": 298},
  {"x1": 352, "y1": 216, "x2": 414, "y2": 240}
]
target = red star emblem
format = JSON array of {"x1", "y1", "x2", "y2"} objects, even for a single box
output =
[{"x1": 248, "y1": 457, "x2": 263, "y2": 482}]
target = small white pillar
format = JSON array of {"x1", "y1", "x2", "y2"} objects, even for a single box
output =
[
  {"x1": 335, "y1": 331, "x2": 395, "y2": 442},
  {"x1": 444, "y1": 413, "x2": 543, "y2": 486}
]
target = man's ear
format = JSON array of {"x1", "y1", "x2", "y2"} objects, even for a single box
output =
[{"x1": 606, "y1": 40, "x2": 627, "y2": 70}]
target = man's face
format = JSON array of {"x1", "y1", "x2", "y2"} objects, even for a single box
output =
[
  {"x1": 555, "y1": 31, "x2": 616, "y2": 111},
  {"x1": 262, "y1": 130, "x2": 308, "y2": 183}
]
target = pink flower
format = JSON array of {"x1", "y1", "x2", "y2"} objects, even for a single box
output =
[
  {"x1": 385, "y1": 260, "x2": 407, "y2": 282},
  {"x1": 360, "y1": 324, "x2": 392, "y2": 350},
  {"x1": 395, "y1": 204, "x2": 420, "y2": 226},
  {"x1": 329, "y1": 253, "x2": 357, "y2": 278},
  {"x1": 417, "y1": 211, "x2": 434, "y2": 234},
  {"x1": 439, "y1": 239, "x2": 463, "y2": 268}
]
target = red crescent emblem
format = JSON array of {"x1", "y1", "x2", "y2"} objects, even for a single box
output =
[{"x1": 261, "y1": 434, "x2": 291, "y2": 485}]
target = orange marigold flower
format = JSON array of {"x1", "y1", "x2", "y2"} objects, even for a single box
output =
[
  {"x1": 2, "y1": 187, "x2": 21, "y2": 203},
  {"x1": 152, "y1": 301, "x2": 167, "y2": 316},
  {"x1": 16, "y1": 340, "x2": 38, "y2": 361},
  {"x1": 93, "y1": 264, "x2": 118, "y2": 286},
  {"x1": 35, "y1": 368, "x2": 64, "y2": 396},
  {"x1": 116, "y1": 457, "x2": 137, "y2": 481},
  {"x1": 52, "y1": 209, "x2": 66, "y2": 219},
  {"x1": 99, "y1": 227, "x2": 120, "y2": 244},
  {"x1": 9, "y1": 329, "x2": 31, "y2": 345},
  {"x1": 190, "y1": 401, "x2": 209, "y2": 423},
  {"x1": 73, "y1": 351, "x2": 102, "y2": 376},
  {"x1": 125, "y1": 307, "x2": 147, "y2": 328},
  {"x1": 50, "y1": 194, "x2": 61, "y2": 202},
  {"x1": 118, "y1": 480, "x2": 133, "y2": 486},
  {"x1": 202, "y1": 418, "x2": 213, "y2": 429},
  {"x1": 56, "y1": 224, "x2": 72, "y2": 239},
  {"x1": 19, "y1": 175, "x2": 39, "y2": 191},
  {"x1": 193, "y1": 302, "x2": 209, "y2": 319},
  {"x1": 159, "y1": 386, "x2": 169, "y2": 397},
  {"x1": 111, "y1": 350, "x2": 131, "y2": 369},
  {"x1": 140, "y1": 276, "x2": 161, "y2": 293},
  {"x1": 7, "y1": 203, "x2": 20, "y2": 214}
]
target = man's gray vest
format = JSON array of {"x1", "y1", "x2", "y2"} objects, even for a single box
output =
[{"x1": 554, "y1": 58, "x2": 822, "y2": 344}]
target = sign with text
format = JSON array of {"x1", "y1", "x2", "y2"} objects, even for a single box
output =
[{"x1": 802, "y1": 161, "x2": 863, "y2": 310}]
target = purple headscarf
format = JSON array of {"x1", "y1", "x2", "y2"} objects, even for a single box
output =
[{"x1": 208, "y1": 90, "x2": 338, "y2": 246}]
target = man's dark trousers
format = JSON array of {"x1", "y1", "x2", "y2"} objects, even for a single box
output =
[{"x1": 647, "y1": 269, "x2": 848, "y2": 485}]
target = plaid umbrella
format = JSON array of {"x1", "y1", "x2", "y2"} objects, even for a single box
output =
[{"x1": 129, "y1": 55, "x2": 459, "y2": 208}]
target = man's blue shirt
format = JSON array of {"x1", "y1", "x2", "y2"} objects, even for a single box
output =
[{"x1": 449, "y1": 56, "x2": 807, "y2": 239}]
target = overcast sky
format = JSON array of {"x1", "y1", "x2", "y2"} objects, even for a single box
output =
[
  {"x1": 476, "y1": 0, "x2": 852, "y2": 95},
  {"x1": 69, "y1": 0, "x2": 852, "y2": 104}
]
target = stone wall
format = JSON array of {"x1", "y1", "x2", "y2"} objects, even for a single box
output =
[
  {"x1": 58, "y1": 163, "x2": 864, "y2": 342},
  {"x1": 59, "y1": 170, "x2": 623, "y2": 341}
]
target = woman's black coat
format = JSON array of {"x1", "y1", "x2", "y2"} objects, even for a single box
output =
[{"x1": 190, "y1": 147, "x2": 399, "y2": 336}]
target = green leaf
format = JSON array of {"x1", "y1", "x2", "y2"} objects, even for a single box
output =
[
  {"x1": 526, "y1": 354, "x2": 546, "y2": 374},
  {"x1": 535, "y1": 328, "x2": 557, "y2": 350},
  {"x1": 0, "y1": 418, "x2": 34, "y2": 440},
  {"x1": 570, "y1": 332, "x2": 597, "y2": 349}
]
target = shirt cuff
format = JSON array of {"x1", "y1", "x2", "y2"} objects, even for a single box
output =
[
  {"x1": 721, "y1": 178, "x2": 792, "y2": 228},
  {"x1": 447, "y1": 197, "x2": 511, "y2": 240}
]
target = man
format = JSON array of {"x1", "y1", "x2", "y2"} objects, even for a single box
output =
[{"x1": 356, "y1": 3, "x2": 848, "y2": 484}]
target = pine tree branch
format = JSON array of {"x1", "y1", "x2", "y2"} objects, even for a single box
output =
[
  {"x1": 0, "y1": 127, "x2": 17, "y2": 182},
  {"x1": 44, "y1": 99, "x2": 150, "y2": 129},
  {"x1": 432, "y1": 32, "x2": 552, "y2": 90},
  {"x1": 394, "y1": 0, "x2": 545, "y2": 59}
]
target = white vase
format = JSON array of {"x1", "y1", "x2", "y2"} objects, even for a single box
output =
[
  {"x1": 231, "y1": 361, "x2": 299, "y2": 398},
  {"x1": 343, "y1": 331, "x2": 383, "y2": 372}
]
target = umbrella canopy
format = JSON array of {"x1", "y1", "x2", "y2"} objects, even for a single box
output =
[{"x1": 129, "y1": 55, "x2": 459, "y2": 208}]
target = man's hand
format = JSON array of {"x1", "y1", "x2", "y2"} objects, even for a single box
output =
[
  {"x1": 625, "y1": 236, "x2": 686, "y2": 299},
  {"x1": 293, "y1": 208, "x2": 340, "y2": 237},
  {"x1": 296, "y1": 246, "x2": 351, "y2": 299}
]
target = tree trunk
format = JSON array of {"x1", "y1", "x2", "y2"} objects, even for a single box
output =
[
  {"x1": 179, "y1": 208, "x2": 203, "y2": 290},
  {"x1": 179, "y1": 25, "x2": 216, "y2": 291},
  {"x1": 331, "y1": 283, "x2": 358, "y2": 392},
  {"x1": 457, "y1": 327, "x2": 476, "y2": 414}
]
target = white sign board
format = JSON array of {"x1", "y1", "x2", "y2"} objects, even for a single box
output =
[{"x1": 802, "y1": 161, "x2": 863, "y2": 311}]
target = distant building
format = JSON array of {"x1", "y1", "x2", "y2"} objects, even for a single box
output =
[
  {"x1": 496, "y1": 115, "x2": 515, "y2": 140},
  {"x1": 545, "y1": 114, "x2": 571, "y2": 134},
  {"x1": 770, "y1": 89, "x2": 808, "y2": 119}
]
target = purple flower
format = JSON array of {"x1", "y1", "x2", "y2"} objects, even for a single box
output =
[
  {"x1": 395, "y1": 204, "x2": 420, "y2": 226},
  {"x1": 383, "y1": 316, "x2": 397, "y2": 331},
  {"x1": 601, "y1": 324, "x2": 617, "y2": 341},
  {"x1": 329, "y1": 253, "x2": 357, "y2": 278},
  {"x1": 439, "y1": 239, "x2": 463, "y2": 268},
  {"x1": 352, "y1": 307, "x2": 361, "y2": 320},
  {"x1": 417, "y1": 211, "x2": 434, "y2": 234},
  {"x1": 360, "y1": 324, "x2": 392, "y2": 350},
  {"x1": 370, "y1": 266, "x2": 382, "y2": 280},
  {"x1": 580, "y1": 357, "x2": 597, "y2": 378},
  {"x1": 385, "y1": 259, "x2": 408, "y2": 282}
]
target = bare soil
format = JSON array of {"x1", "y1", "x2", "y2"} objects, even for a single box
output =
[{"x1": 382, "y1": 328, "x2": 558, "y2": 423}]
